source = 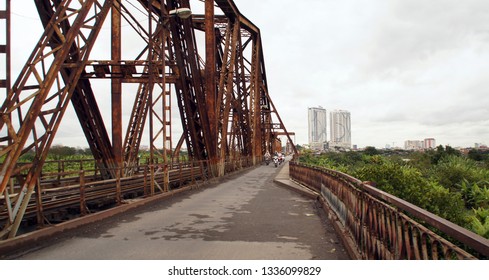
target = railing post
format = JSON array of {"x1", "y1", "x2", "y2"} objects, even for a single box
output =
[
  {"x1": 200, "y1": 160, "x2": 206, "y2": 182},
  {"x1": 61, "y1": 160, "x2": 65, "y2": 178},
  {"x1": 116, "y1": 167, "x2": 121, "y2": 205},
  {"x1": 94, "y1": 159, "x2": 99, "y2": 177},
  {"x1": 179, "y1": 162, "x2": 183, "y2": 187},
  {"x1": 35, "y1": 177, "x2": 44, "y2": 228},
  {"x1": 190, "y1": 160, "x2": 195, "y2": 186},
  {"x1": 57, "y1": 160, "x2": 62, "y2": 185},
  {"x1": 150, "y1": 164, "x2": 155, "y2": 196},
  {"x1": 143, "y1": 165, "x2": 148, "y2": 196},
  {"x1": 79, "y1": 170, "x2": 87, "y2": 216},
  {"x1": 164, "y1": 163, "x2": 169, "y2": 192}
]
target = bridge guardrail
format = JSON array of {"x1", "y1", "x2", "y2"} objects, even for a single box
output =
[
  {"x1": 289, "y1": 162, "x2": 489, "y2": 260},
  {"x1": 0, "y1": 156, "x2": 255, "y2": 237}
]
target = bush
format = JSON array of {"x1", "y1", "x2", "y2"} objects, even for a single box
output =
[
  {"x1": 352, "y1": 156, "x2": 430, "y2": 207},
  {"x1": 423, "y1": 181, "x2": 468, "y2": 227},
  {"x1": 459, "y1": 179, "x2": 489, "y2": 209},
  {"x1": 431, "y1": 155, "x2": 489, "y2": 192}
]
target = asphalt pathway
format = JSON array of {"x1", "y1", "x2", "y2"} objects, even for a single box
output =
[{"x1": 14, "y1": 161, "x2": 349, "y2": 260}]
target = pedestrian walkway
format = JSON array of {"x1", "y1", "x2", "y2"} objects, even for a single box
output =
[
  {"x1": 10, "y1": 162, "x2": 349, "y2": 260},
  {"x1": 274, "y1": 161, "x2": 318, "y2": 198}
]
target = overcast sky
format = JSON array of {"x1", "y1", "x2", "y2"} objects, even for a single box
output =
[
  {"x1": 238, "y1": 0, "x2": 489, "y2": 148},
  {"x1": 7, "y1": 0, "x2": 489, "y2": 149}
]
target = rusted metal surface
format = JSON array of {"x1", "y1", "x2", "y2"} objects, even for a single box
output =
[
  {"x1": 205, "y1": 0, "x2": 218, "y2": 176},
  {"x1": 0, "y1": 157, "x2": 254, "y2": 235},
  {"x1": 1, "y1": 0, "x2": 114, "y2": 238},
  {"x1": 34, "y1": 1, "x2": 115, "y2": 180},
  {"x1": 290, "y1": 162, "x2": 489, "y2": 259},
  {"x1": 0, "y1": 0, "x2": 296, "y2": 239},
  {"x1": 0, "y1": 0, "x2": 10, "y2": 98},
  {"x1": 111, "y1": 0, "x2": 123, "y2": 170}
]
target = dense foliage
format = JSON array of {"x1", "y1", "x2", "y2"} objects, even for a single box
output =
[
  {"x1": 298, "y1": 146, "x2": 489, "y2": 239},
  {"x1": 16, "y1": 145, "x2": 188, "y2": 175}
]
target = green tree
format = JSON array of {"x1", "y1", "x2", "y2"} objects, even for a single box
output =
[
  {"x1": 429, "y1": 145, "x2": 462, "y2": 164},
  {"x1": 468, "y1": 149, "x2": 485, "y2": 161},
  {"x1": 423, "y1": 181, "x2": 467, "y2": 226},
  {"x1": 353, "y1": 157, "x2": 430, "y2": 207},
  {"x1": 364, "y1": 146, "x2": 379, "y2": 156},
  {"x1": 49, "y1": 144, "x2": 77, "y2": 159}
]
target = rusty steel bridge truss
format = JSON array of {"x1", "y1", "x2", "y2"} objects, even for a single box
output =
[{"x1": 0, "y1": 0, "x2": 296, "y2": 239}]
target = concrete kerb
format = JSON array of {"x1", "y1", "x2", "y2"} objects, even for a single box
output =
[{"x1": 273, "y1": 162, "x2": 318, "y2": 199}]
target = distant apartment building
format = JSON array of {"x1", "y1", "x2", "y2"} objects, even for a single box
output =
[
  {"x1": 475, "y1": 143, "x2": 488, "y2": 149},
  {"x1": 404, "y1": 140, "x2": 423, "y2": 150},
  {"x1": 404, "y1": 138, "x2": 436, "y2": 150},
  {"x1": 424, "y1": 138, "x2": 436, "y2": 149},
  {"x1": 330, "y1": 110, "x2": 351, "y2": 149},
  {"x1": 308, "y1": 107, "x2": 327, "y2": 151}
]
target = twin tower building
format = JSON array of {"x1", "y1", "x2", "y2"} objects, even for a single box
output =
[{"x1": 308, "y1": 107, "x2": 351, "y2": 151}]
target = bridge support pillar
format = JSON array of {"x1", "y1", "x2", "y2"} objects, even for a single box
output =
[
  {"x1": 204, "y1": 0, "x2": 220, "y2": 178},
  {"x1": 111, "y1": 0, "x2": 122, "y2": 170}
]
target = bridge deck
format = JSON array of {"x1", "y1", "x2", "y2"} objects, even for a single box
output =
[{"x1": 7, "y1": 161, "x2": 348, "y2": 260}]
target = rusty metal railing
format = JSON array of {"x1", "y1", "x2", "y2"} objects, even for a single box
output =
[
  {"x1": 289, "y1": 162, "x2": 489, "y2": 260},
  {"x1": 1, "y1": 156, "x2": 255, "y2": 238}
]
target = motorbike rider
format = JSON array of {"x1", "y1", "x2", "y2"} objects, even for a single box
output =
[
  {"x1": 272, "y1": 152, "x2": 279, "y2": 167},
  {"x1": 264, "y1": 151, "x2": 271, "y2": 165}
]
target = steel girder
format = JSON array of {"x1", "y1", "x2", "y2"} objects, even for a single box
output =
[
  {"x1": 0, "y1": 0, "x2": 114, "y2": 238},
  {"x1": 34, "y1": 0, "x2": 115, "y2": 180},
  {"x1": 0, "y1": 0, "x2": 297, "y2": 239},
  {"x1": 122, "y1": 2, "x2": 172, "y2": 173},
  {"x1": 214, "y1": 19, "x2": 258, "y2": 167},
  {"x1": 167, "y1": 0, "x2": 210, "y2": 161}
]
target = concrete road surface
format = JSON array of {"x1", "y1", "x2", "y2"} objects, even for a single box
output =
[{"x1": 13, "y1": 162, "x2": 349, "y2": 260}]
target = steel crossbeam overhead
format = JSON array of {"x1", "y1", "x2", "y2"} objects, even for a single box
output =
[{"x1": 0, "y1": 0, "x2": 296, "y2": 239}]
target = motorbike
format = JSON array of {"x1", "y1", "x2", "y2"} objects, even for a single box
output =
[{"x1": 273, "y1": 156, "x2": 279, "y2": 167}]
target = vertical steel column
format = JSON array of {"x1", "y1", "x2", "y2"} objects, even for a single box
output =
[
  {"x1": 251, "y1": 37, "x2": 262, "y2": 164},
  {"x1": 148, "y1": 0, "x2": 155, "y2": 172},
  {"x1": 0, "y1": 0, "x2": 10, "y2": 94},
  {"x1": 217, "y1": 21, "x2": 240, "y2": 174},
  {"x1": 111, "y1": 0, "x2": 122, "y2": 168},
  {"x1": 205, "y1": 0, "x2": 219, "y2": 175}
]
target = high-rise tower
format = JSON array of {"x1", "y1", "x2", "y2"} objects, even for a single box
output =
[
  {"x1": 330, "y1": 110, "x2": 351, "y2": 149},
  {"x1": 308, "y1": 107, "x2": 327, "y2": 151}
]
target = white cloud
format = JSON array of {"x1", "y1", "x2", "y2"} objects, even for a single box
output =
[
  {"x1": 8, "y1": 0, "x2": 489, "y2": 149},
  {"x1": 239, "y1": 0, "x2": 489, "y2": 148}
]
